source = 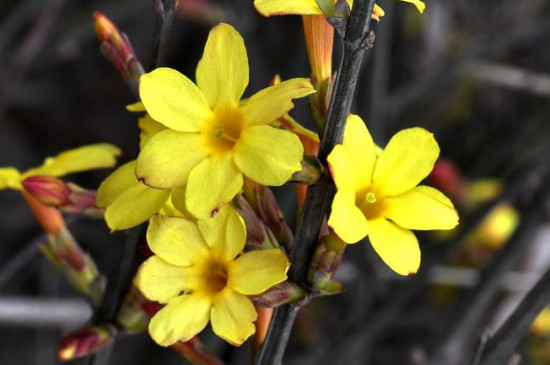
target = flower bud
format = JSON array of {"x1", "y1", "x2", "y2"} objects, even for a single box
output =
[
  {"x1": 308, "y1": 232, "x2": 347, "y2": 295},
  {"x1": 22, "y1": 176, "x2": 103, "y2": 219},
  {"x1": 93, "y1": 12, "x2": 144, "y2": 90},
  {"x1": 250, "y1": 281, "x2": 307, "y2": 307},
  {"x1": 291, "y1": 155, "x2": 325, "y2": 185},
  {"x1": 428, "y1": 159, "x2": 466, "y2": 207},
  {"x1": 242, "y1": 179, "x2": 294, "y2": 251},
  {"x1": 41, "y1": 227, "x2": 106, "y2": 306},
  {"x1": 21, "y1": 176, "x2": 71, "y2": 206},
  {"x1": 58, "y1": 324, "x2": 117, "y2": 361},
  {"x1": 233, "y1": 195, "x2": 280, "y2": 250}
]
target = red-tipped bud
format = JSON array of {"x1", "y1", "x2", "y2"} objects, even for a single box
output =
[
  {"x1": 58, "y1": 324, "x2": 117, "y2": 361},
  {"x1": 429, "y1": 159, "x2": 465, "y2": 206},
  {"x1": 22, "y1": 176, "x2": 71, "y2": 206},
  {"x1": 93, "y1": 12, "x2": 144, "y2": 88},
  {"x1": 22, "y1": 176, "x2": 103, "y2": 218}
]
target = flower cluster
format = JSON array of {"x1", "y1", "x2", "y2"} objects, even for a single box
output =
[{"x1": 94, "y1": 0, "x2": 459, "y2": 351}]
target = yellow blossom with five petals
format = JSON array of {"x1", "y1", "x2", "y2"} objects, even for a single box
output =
[
  {"x1": 254, "y1": 0, "x2": 425, "y2": 20},
  {"x1": 135, "y1": 23, "x2": 315, "y2": 218},
  {"x1": 327, "y1": 115, "x2": 458, "y2": 276},
  {"x1": 134, "y1": 205, "x2": 289, "y2": 346},
  {"x1": 0, "y1": 144, "x2": 120, "y2": 191},
  {"x1": 96, "y1": 114, "x2": 179, "y2": 231}
]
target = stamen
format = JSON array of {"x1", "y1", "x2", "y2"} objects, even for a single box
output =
[
  {"x1": 366, "y1": 192, "x2": 377, "y2": 204},
  {"x1": 214, "y1": 128, "x2": 238, "y2": 143},
  {"x1": 214, "y1": 267, "x2": 228, "y2": 279}
]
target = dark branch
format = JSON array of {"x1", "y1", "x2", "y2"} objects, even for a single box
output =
[
  {"x1": 151, "y1": 0, "x2": 178, "y2": 69},
  {"x1": 475, "y1": 266, "x2": 550, "y2": 365},
  {"x1": 255, "y1": 0, "x2": 377, "y2": 364}
]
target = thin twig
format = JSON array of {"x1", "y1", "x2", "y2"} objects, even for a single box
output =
[
  {"x1": 85, "y1": 226, "x2": 144, "y2": 365},
  {"x1": 151, "y1": 0, "x2": 178, "y2": 69},
  {"x1": 474, "y1": 266, "x2": 550, "y2": 365},
  {"x1": 427, "y1": 181, "x2": 550, "y2": 365},
  {"x1": 255, "y1": 1, "x2": 377, "y2": 364}
]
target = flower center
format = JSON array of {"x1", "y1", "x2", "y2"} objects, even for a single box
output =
[
  {"x1": 199, "y1": 256, "x2": 229, "y2": 296},
  {"x1": 202, "y1": 106, "x2": 244, "y2": 154},
  {"x1": 357, "y1": 186, "x2": 386, "y2": 220}
]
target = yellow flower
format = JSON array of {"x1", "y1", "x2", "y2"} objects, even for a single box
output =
[
  {"x1": 254, "y1": 0, "x2": 425, "y2": 19},
  {"x1": 0, "y1": 144, "x2": 120, "y2": 191},
  {"x1": 96, "y1": 114, "x2": 178, "y2": 231},
  {"x1": 135, "y1": 23, "x2": 315, "y2": 218},
  {"x1": 327, "y1": 115, "x2": 458, "y2": 275},
  {"x1": 134, "y1": 205, "x2": 289, "y2": 346}
]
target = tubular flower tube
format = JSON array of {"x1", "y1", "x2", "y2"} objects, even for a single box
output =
[
  {"x1": 254, "y1": 0, "x2": 425, "y2": 19},
  {"x1": 0, "y1": 144, "x2": 120, "y2": 233},
  {"x1": 134, "y1": 205, "x2": 289, "y2": 346},
  {"x1": 0, "y1": 144, "x2": 120, "y2": 192},
  {"x1": 135, "y1": 23, "x2": 315, "y2": 218},
  {"x1": 327, "y1": 115, "x2": 459, "y2": 276}
]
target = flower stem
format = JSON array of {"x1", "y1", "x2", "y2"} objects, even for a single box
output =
[
  {"x1": 151, "y1": 0, "x2": 178, "y2": 68},
  {"x1": 255, "y1": 0, "x2": 377, "y2": 364}
]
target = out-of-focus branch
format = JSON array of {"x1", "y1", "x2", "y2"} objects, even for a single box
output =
[
  {"x1": 0, "y1": 297, "x2": 92, "y2": 327},
  {"x1": 462, "y1": 60, "x2": 550, "y2": 97},
  {"x1": 427, "y1": 180, "x2": 550, "y2": 365},
  {"x1": 0, "y1": 0, "x2": 67, "y2": 119},
  {"x1": 473, "y1": 267, "x2": 550, "y2": 365}
]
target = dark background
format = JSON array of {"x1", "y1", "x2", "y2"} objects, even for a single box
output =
[{"x1": 2, "y1": 0, "x2": 550, "y2": 364}]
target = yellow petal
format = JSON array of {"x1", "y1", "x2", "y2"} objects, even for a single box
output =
[
  {"x1": 136, "y1": 129, "x2": 207, "y2": 189},
  {"x1": 373, "y1": 128, "x2": 439, "y2": 196},
  {"x1": 342, "y1": 115, "x2": 377, "y2": 190},
  {"x1": 198, "y1": 205, "x2": 246, "y2": 262},
  {"x1": 139, "y1": 114, "x2": 166, "y2": 150},
  {"x1": 368, "y1": 218, "x2": 420, "y2": 276},
  {"x1": 23, "y1": 144, "x2": 120, "y2": 178},
  {"x1": 139, "y1": 68, "x2": 211, "y2": 132},
  {"x1": 149, "y1": 293, "x2": 211, "y2": 346},
  {"x1": 104, "y1": 183, "x2": 170, "y2": 231},
  {"x1": 134, "y1": 256, "x2": 191, "y2": 303},
  {"x1": 97, "y1": 161, "x2": 137, "y2": 207},
  {"x1": 328, "y1": 190, "x2": 369, "y2": 243},
  {"x1": 147, "y1": 215, "x2": 209, "y2": 266},
  {"x1": 241, "y1": 78, "x2": 315, "y2": 126},
  {"x1": 234, "y1": 125, "x2": 303, "y2": 186},
  {"x1": 196, "y1": 23, "x2": 248, "y2": 109},
  {"x1": 0, "y1": 167, "x2": 21, "y2": 190},
  {"x1": 254, "y1": 0, "x2": 323, "y2": 15},
  {"x1": 384, "y1": 186, "x2": 459, "y2": 230},
  {"x1": 170, "y1": 186, "x2": 194, "y2": 218},
  {"x1": 211, "y1": 288, "x2": 256, "y2": 345},
  {"x1": 398, "y1": 0, "x2": 425, "y2": 13},
  {"x1": 228, "y1": 249, "x2": 289, "y2": 295},
  {"x1": 185, "y1": 154, "x2": 243, "y2": 219},
  {"x1": 327, "y1": 145, "x2": 357, "y2": 191}
]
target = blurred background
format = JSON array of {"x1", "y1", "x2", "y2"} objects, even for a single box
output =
[{"x1": 2, "y1": 0, "x2": 550, "y2": 364}]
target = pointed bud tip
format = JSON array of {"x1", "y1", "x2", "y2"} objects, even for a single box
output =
[{"x1": 22, "y1": 176, "x2": 71, "y2": 206}]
